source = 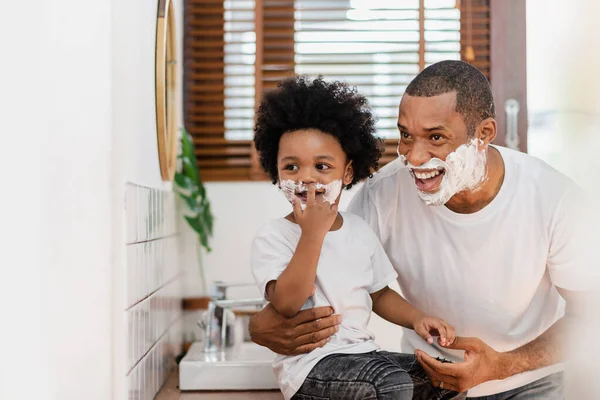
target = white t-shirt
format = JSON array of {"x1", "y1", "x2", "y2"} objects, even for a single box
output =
[
  {"x1": 347, "y1": 145, "x2": 591, "y2": 397},
  {"x1": 251, "y1": 211, "x2": 398, "y2": 400}
]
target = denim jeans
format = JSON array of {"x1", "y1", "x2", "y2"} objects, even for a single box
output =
[
  {"x1": 291, "y1": 351, "x2": 466, "y2": 400},
  {"x1": 467, "y1": 372, "x2": 563, "y2": 400}
]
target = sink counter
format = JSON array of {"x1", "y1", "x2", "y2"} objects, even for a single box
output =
[{"x1": 156, "y1": 368, "x2": 283, "y2": 400}]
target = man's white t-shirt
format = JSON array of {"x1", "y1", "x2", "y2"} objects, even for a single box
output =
[
  {"x1": 347, "y1": 145, "x2": 590, "y2": 397},
  {"x1": 251, "y1": 211, "x2": 398, "y2": 400}
]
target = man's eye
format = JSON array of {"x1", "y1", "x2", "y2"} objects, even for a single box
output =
[
  {"x1": 284, "y1": 165, "x2": 298, "y2": 171},
  {"x1": 431, "y1": 134, "x2": 443, "y2": 141},
  {"x1": 401, "y1": 132, "x2": 411, "y2": 139},
  {"x1": 316, "y1": 164, "x2": 330, "y2": 170}
]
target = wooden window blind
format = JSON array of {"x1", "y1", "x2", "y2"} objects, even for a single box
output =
[
  {"x1": 460, "y1": 0, "x2": 490, "y2": 79},
  {"x1": 184, "y1": 0, "x2": 491, "y2": 181},
  {"x1": 184, "y1": 0, "x2": 255, "y2": 181}
]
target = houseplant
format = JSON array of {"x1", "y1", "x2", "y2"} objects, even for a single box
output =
[
  {"x1": 174, "y1": 128, "x2": 216, "y2": 350},
  {"x1": 174, "y1": 127, "x2": 214, "y2": 252}
]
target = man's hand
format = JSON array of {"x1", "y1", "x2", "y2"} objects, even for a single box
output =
[
  {"x1": 415, "y1": 336, "x2": 509, "y2": 393},
  {"x1": 249, "y1": 303, "x2": 341, "y2": 355}
]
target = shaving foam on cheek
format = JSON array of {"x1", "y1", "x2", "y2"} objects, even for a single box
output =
[
  {"x1": 399, "y1": 138, "x2": 487, "y2": 206},
  {"x1": 278, "y1": 179, "x2": 343, "y2": 210}
]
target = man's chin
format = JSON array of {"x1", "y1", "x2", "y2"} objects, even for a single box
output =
[{"x1": 416, "y1": 189, "x2": 452, "y2": 207}]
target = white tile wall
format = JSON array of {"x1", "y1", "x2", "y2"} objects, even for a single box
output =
[{"x1": 125, "y1": 183, "x2": 182, "y2": 400}]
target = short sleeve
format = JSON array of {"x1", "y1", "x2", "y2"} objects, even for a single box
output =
[
  {"x1": 251, "y1": 225, "x2": 295, "y2": 299},
  {"x1": 347, "y1": 184, "x2": 381, "y2": 237},
  {"x1": 369, "y1": 233, "x2": 398, "y2": 293},
  {"x1": 547, "y1": 187, "x2": 597, "y2": 291}
]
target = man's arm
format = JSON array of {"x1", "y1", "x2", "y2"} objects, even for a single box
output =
[
  {"x1": 496, "y1": 287, "x2": 584, "y2": 376},
  {"x1": 249, "y1": 304, "x2": 341, "y2": 355},
  {"x1": 415, "y1": 288, "x2": 586, "y2": 393}
]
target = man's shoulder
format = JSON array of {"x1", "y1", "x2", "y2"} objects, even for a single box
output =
[
  {"x1": 341, "y1": 211, "x2": 376, "y2": 231},
  {"x1": 340, "y1": 211, "x2": 381, "y2": 245},
  {"x1": 499, "y1": 145, "x2": 579, "y2": 194},
  {"x1": 361, "y1": 158, "x2": 412, "y2": 198}
]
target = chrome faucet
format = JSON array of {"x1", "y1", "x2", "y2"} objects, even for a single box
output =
[{"x1": 200, "y1": 281, "x2": 267, "y2": 352}]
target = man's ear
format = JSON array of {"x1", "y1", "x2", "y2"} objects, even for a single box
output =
[
  {"x1": 343, "y1": 160, "x2": 354, "y2": 187},
  {"x1": 477, "y1": 118, "x2": 497, "y2": 147}
]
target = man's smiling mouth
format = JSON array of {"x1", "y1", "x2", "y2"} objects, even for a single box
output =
[{"x1": 411, "y1": 168, "x2": 445, "y2": 193}]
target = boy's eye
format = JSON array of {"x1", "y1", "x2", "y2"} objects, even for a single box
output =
[
  {"x1": 284, "y1": 164, "x2": 298, "y2": 171},
  {"x1": 316, "y1": 164, "x2": 330, "y2": 170}
]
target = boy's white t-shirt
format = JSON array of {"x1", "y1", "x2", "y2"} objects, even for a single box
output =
[
  {"x1": 347, "y1": 145, "x2": 592, "y2": 397},
  {"x1": 251, "y1": 211, "x2": 398, "y2": 400}
]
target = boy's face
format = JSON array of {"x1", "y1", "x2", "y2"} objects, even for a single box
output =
[{"x1": 277, "y1": 128, "x2": 354, "y2": 204}]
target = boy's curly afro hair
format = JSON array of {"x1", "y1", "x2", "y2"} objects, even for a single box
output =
[{"x1": 253, "y1": 76, "x2": 384, "y2": 190}]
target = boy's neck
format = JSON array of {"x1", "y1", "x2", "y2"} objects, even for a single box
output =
[{"x1": 285, "y1": 212, "x2": 344, "y2": 232}]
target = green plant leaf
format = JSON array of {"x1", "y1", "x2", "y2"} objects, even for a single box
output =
[
  {"x1": 184, "y1": 215, "x2": 204, "y2": 235},
  {"x1": 177, "y1": 127, "x2": 214, "y2": 253},
  {"x1": 181, "y1": 128, "x2": 196, "y2": 161},
  {"x1": 185, "y1": 215, "x2": 211, "y2": 252},
  {"x1": 179, "y1": 194, "x2": 201, "y2": 213},
  {"x1": 182, "y1": 157, "x2": 200, "y2": 184},
  {"x1": 203, "y1": 204, "x2": 214, "y2": 235},
  {"x1": 174, "y1": 174, "x2": 198, "y2": 192}
]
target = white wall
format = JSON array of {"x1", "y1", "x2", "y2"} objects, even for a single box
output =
[
  {"x1": 0, "y1": 1, "x2": 114, "y2": 399},
  {"x1": 0, "y1": 2, "x2": 46, "y2": 397},
  {"x1": 1, "y1": 0, "x2": 188, "y2": 399},
  {"x1": 1, "y1": 1, "x2": 112, "y2": 398}
]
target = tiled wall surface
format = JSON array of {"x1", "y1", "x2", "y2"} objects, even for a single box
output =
[{"x1": 125, "y1": 183, "x2": 183, "y2": 400}]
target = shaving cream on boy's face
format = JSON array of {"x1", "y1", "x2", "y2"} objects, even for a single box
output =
[
  {"x1": 279, "y1": 179, "x2": 343, "y2": 210},
  {"x1": 397, "y1": 138, "x2": 488, "y2": 206}
]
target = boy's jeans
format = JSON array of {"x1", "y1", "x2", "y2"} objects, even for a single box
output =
[{"x1": 291, "y1": 351, "x2": 466, "y2": 400}]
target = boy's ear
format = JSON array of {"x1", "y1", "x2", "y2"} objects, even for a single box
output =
[{"x1": 343, "y1": 160, "x2": 354, "y2": 187}]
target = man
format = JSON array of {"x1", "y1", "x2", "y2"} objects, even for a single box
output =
[{"x1": 249, "y1": 60, "x2": 590, "y2": 398}]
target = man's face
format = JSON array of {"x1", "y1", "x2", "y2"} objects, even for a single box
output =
[{"x1": 397, "y1": 92, "x2": 487, "y2": 205}]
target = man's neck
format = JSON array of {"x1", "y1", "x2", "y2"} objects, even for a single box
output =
[{"x1": 444, "y1": 146, "x2": 505, "y2": 214}]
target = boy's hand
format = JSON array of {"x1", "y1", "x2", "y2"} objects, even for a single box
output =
[
  {"x1": 413, "y1": 316, "x2": 456, "y2": 347},
  {"x1": 293, "y1": 184, "x2": 338, "y2": 238}
]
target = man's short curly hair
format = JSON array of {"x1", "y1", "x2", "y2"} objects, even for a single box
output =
[
  {"x1": 405, "y1": 60, "x2": 495, "y2": 136},
  {"x1": 253, "y1": 76, "x2": 384, "y2": 189}
]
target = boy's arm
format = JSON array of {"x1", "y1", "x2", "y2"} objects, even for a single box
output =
[
  {"x1": 267, "y1": 185, "x2": 338, "y2": 318},
  {"x1": 266, "y1": 231, "x2": 325, "y2": 318},
  {"x1": 371, "y1": 287, "x2": 455, "y2": 346},
  {"x1": 370, "y1": 287, "x2": 424, "y2": 329}
]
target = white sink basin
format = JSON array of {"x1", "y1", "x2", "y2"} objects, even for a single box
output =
[{"x1": 179, "y1": 341, "x2": 279, "y2": 391}]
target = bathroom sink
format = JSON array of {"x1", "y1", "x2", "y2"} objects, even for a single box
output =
[{"x1": 179, "y1": 341, "x2": 279, "y2": 391}]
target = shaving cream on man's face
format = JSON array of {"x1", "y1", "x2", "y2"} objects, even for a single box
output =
[
  {"x1": 397, "y1": 138, "x2": 487, "y2": 206},
  {"x1": 279, "y1": 179, "x2": 343, "y2": 210}
]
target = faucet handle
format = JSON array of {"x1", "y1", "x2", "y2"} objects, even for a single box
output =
[
  {"x1": 211, "y1": 281, "x2": 258, "y2": 300},
  {"x1": 212, "y1": 298, "x2": 267, "y2": 308}
]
